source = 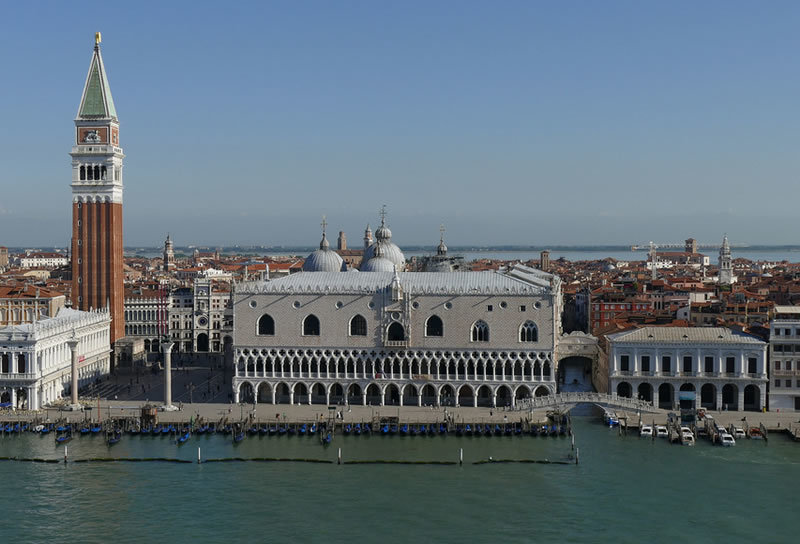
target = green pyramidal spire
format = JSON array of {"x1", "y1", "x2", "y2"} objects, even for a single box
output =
[{"x1": 78, "y1": 42, "x2": 117, "y2": 120}]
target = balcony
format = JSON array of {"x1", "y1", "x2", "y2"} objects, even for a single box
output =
[
  {"x1": 384, "y1": 340, "x2": 408, "y2": 348},
  {"x1": 0, "y1": 372, "x2": 37, "y2": 381}
]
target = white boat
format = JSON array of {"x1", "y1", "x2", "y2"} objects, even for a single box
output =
[
  {"x1": 719, "y1": 432, "x2": 736, "y2": 447},
  {"x1": 640, "y1": 425, "x2": 653, "y2": 438},
  {"x1": 655, "y1": 425, "x2": 668, "y2": 438},
  {"x1": 732, "y1": 427, "x2": 745, "y2": 439},
  {"x1": 681, "y1": 431, "x2": 695, "y2": 446}
]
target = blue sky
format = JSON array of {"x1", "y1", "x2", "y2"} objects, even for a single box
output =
[{"x1": 1, "y1": 2, "x2": 798, "y2": 247}]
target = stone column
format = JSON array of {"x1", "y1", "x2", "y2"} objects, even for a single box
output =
[
  {"x1": 67, "y1": 338, "x2": 82, "y2": 411},
  {"x1": 162, "y1": 342, "x2": 177, "y2": 411}
]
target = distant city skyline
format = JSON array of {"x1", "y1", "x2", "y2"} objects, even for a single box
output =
[{"x1": 2, "y1": 2, "x2": 799, "y2": 246}]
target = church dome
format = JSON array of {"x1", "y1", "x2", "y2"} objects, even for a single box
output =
[
  {"x1": 361, "y1": 255, "x2": 397, "y2": 273},
  {"x1": 303, "y1": 226, "x2": 344, "y2": 272},
  {"x1": 360, "y1": 207, "x2": 406, "y2": 271}
]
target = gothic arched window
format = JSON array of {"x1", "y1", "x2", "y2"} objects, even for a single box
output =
[
  {"x1": 303, "y1": 314, "x2": 320, "y2": 336},
  {"x1": 257, "y1": 314, "x2": 275, "y2": 336},
  {"x1": 520, "y1": 321, "x2": 538, "y2": 342},
  {"x1": 425, "y1": 315, "x2": 443, "y2": 337},
  {"x1": 471, "y1": 320, "x2": 489, "y2": 342},
  {"x1": 387, "y1": 322, "x2": 405, "y2": 341},
  {"x1": 350, "y1": 314, "x2": 367, "y2": 336}
]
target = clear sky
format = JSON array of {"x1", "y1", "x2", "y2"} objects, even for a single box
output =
[{"x1": 1, "y1": 1, "x2": 798, "y2": 247}]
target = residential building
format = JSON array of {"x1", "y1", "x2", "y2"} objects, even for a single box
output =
[{"x1": 0, "y1": 285, "x2": 66, "y2": 325}]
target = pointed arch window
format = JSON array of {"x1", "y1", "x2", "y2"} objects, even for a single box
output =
[
  {"x1": 303, "y1": 314, "x2": 320, "y2": 336},
  {"x1": 425, "y1": 315, "x2": 443, "y2": 337},
  {"x1": 350, "y1": 314, "x2": 367, "y2": 336},
  {"x1": 520, "y1": 321, "x2": 538, "y2": 342},
  {"x1": 387, "y1": 322, "x2": 405, "y2": 341},
  {"x1": 471, "y1": 320, "x2": 489, "y2": 342},
  {"x1": 257, "y1": 314, "x2": 275, "y2": 336}
]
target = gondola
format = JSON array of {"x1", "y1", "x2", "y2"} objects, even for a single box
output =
[
  {"x1": 151, "y1": 425, "x2": 162, "y2": 436},
  {"x1": 504, "y1": 424, "x2": 513, "y2": 436},
  {"x1": 177, "y1": 431, "x2": 191, "y2": 445},
  {"x1": 390, "y1": 424, "x2": 398, "y2": 435},
  {"x1": 269, "y1": 424, "x2": 278, "y2": 435},
  {"x1": 287, "y1": 424, "x2": 296, "y2": 435},
  {"x1": 438, "y1": 423, "x2": 448, "y2": 434},
  {"x1": 299, "y1": 423, "x2": 308, "y2": 435},
  {"x1": 278, "y1": 424, "x2": 287, "y2": 435},
  {"x1": 129, "y1": 426, "x2": 140, "y2": 435},
  {"x1": 106, "y1": 429, "x2": 122, "y2": 446},
  {"x1": 465, "y1": 424, "x2": 473, "y2": 436},
  {"x1": 514, "y1": 424, "x2": 522, "y2": 436},
  {"x1": 141, "y1": 426, "x2": 151, "y2": 434},
  {"x1": 248, "y1": 425, "x2": 259, "y2": 435},
  {"x1": 364, "y1": 423, "x2": 372, "y2": 434},
  {"x1": 343, "y1": 424, "x2": 352, "y2": 435},
  {"x1": 354, "y1": 423, "x2": 361, "y2": 435},
  {"x1": 529, "y1": 425, "x2": 539, "y2": 437},
  {"x1": 310, "y1": 423, "x2": 317, "y2": 434},
  {"x1": 484, "y1": 424, "x2": 492, "y2": 436},
  {"x1": 40, "y1": 425, "x2": 51, "y2": 435},
  {"x1": 233, "y1": 432, "x2": 245, "y2": 443},
  {"x1": 323, "y1": 432, "x2": 332, "y2": 445},
  {"x1": 90, "y1": 425, "x2": 102, "y2": 434},
  {"x1": 493, "y1": 424, "x2": 503, "y2": 436},
  {"x1": 381, "y1": 424, "x2": 390, "y2": 435},
  {"x1": 55, "y1": 429, "x2": 73, "y2": 444},
  {"x1": 80, "y1": 426, "x2": 91, "y2": 435},
  {"x1": 259, "y1": 424, "x2": 268, "y2": 435},
  {"x1": 400, "y1": 424, "x2": 408, "y2": 435}
]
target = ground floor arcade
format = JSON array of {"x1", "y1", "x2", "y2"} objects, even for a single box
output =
[
  {"x1": 232, "y1": 379, "x2": 555, "y2": 408},
  {"x1": 610, "y1": 378, "x2": 766, "y2": 412}
]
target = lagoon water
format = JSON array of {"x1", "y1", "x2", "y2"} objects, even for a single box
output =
[{"x1": 0, "y1": 417, "x2": 795, "y2": 543}]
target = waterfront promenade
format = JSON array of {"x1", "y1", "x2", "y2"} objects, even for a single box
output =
[{"x1": 4, "y1": 397, "x2": 799, "y2": 437}]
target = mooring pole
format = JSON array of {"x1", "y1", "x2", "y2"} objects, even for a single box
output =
[
  {"x1": 64, "y1": 445, "x2": 68, "y2": 464},
  {"x1": 459, "y1": 448, "x2": 463, "y2": 465},
  {"x1": 197, "y1": 447, "x2": 201, "y2": 464},
  {"x1": 571, "y1": 434, "x2": 575, "y2": 450},
  {"x1": 338, "y1": 447, "x2": 342, "y2": 465},
  {"x1": 575, "y1": 447, "x2": 579, "y2": 465}
]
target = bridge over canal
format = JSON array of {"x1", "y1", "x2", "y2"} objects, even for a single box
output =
[{"x1": 516, "y1": 392, "x2": 660, "y2": 414}]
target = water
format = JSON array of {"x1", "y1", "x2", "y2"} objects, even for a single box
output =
[
  {"x1": 0, "y1": 418, "x2": 795, "y2": 543},
  {"x1": 124, "y1": 247, "x2": 800, "y2": 263}
]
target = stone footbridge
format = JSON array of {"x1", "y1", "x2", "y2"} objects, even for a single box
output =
[{"x1": 516, "y1": 392, "x2": 659, "y2": 414}]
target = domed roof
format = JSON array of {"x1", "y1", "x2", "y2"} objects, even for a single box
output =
[
  {"x1": 361, "y1": 255, "x2": 397, "y2": 273},
  {"x1": 303, "y1": 222, "x2": 344, "y2": 272},
  {"x1": 360, "y1": 207, "x2": 406, "y2": 271}
]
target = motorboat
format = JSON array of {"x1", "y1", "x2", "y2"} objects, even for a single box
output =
[
  {"x1": 719, "y1": 432, "x2": 736, "y2": 447},
  {"x1": 603, "y1": 410, "x2": 619, "y2": 427},
  {"x1": 655, "y1": 425, "x2": 668, "y2": 438},
  {"x1": 640, "y1": 425, "x2": 653, "y2": 438},
  {"x1": 681, "y1": 430, "x2": 695, "y2": 446},
  {"x1": 749, "y1": 427, "x2": 764, "y2": 440},
  {"x1": 731, "y1": 427, "x2": 746, "y2": 439}
]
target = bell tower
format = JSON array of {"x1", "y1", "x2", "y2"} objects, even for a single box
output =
[{"x1": 70, "y1": 33, "x2": 125, "y2": 344}]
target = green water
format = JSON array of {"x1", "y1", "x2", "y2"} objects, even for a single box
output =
[{"x1": 0, "y1": 418, "x2": 795, "y2": 543}]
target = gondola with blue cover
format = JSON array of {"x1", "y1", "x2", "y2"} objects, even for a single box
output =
[{"x1": 106, "y1": 429, "x2": 122, "y2": 446}]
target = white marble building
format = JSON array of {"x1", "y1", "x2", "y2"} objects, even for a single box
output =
[
  {"x1": 768, "y1": 306, "x2": 800, "y2": 412},
  {"x1": 233, "y1": 264, "x2": 562, "y2": 407},
  {"x1": 607, "y1": 327, "x2": 767, "y2": 412},
  {"x1": 0, "y1": 308, "x2": 111, "y2": 410}
]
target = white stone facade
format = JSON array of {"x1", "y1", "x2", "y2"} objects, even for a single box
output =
[
  {"x1": 0, "y1": 308, "x2": 111, "y2": 410},
  {"x1": 233, "y1": 265, "x2": 562, "y2": 407},
  {"x1": 607, "y1": 327, "x2": 767, "y2": 412},
  {"x1": 769, "y1": 307, "x2": 800, "y2": 412}
]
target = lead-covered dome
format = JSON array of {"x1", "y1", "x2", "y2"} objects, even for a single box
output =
[{"x1": 303, "y1": 226, "x2": 344, "y2": 272}]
